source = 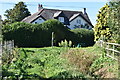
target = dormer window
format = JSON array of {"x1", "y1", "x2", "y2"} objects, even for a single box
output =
[{"x1": 58, "y1": 17, "x2": 64, "y2": 22}]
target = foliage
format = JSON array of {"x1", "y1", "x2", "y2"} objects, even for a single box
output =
[
  {"x1": 90, "y1": 53, "x2": 118, "y2": 78},
  {"x1": 2, "y1": 45, "x2": 118, "y2": 79},
  {"x1": 108, "y1": 0, "x2": 120, "y2": 43},
  {"x1": 2, "y1": 20, "x2": 72, "y2": 47},
  {"x1": 94, "y1": 4, "x2": 111, "y2": 41},
  {"x1": 2, "y1": 19, "x2": 95, "y2": 47},
  {"x1": 41, "y1": 19, "x2": 73, "y2": 46},
  {"x1": 58, "y1": 39, "x2": 72, "y2": 47},
  {"x1": 63, "y1": 48, "x2": 97, "y2": 75},
  {"x1": 2, "y1": 47, "x2": 85, "y2": 79},
  {"x1": 71, "y1": 28, "x2": 94, "y2": 47},
  {"x1": 3, "y1": 1, "x2": 31, "y2": 25}
]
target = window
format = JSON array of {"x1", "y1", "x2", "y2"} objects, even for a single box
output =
[
  {"x1": 35, "y1": 22, "x2": 37, "y2": 24},
  {"x1": 85, "y1": 23, "x2": 89, "y2": 29},
  {"x1": 58, "y1": 17, "x2": 64, "y2": 22},
  {"x1": 39, "y1": 18, "x2": 42, "y2": 20},
  {"x1": 77, "y1": 19, "x2": 81, "y2": 24}
]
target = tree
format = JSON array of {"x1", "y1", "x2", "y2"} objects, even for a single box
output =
[
  {"x1": 3, "y1": 1, "x2": 31, "y2": 25},
  {"x1": 0, "y1": 15, "x2": 2, "y2": 41},
  {"x1": 108, "y1": 0, "x2": 120, "y2": 43},
  {"x1": 94, "y1": 4, "x2": 111, "y2": 41}
]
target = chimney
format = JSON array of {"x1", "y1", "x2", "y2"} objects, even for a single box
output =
[
  {"x1": 83, "y1": 8, "x2": 87, "y2": 14},
  {"x1": 38, "y1": 4, "x2": 43, "y2": 11}
]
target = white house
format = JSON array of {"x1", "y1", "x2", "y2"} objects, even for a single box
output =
[{"x1": 22, "y1": 4, "x2": 93, "y2": 30}]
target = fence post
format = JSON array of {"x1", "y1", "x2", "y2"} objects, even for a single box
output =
[{"x1": 51, "y1": 32, "x2": 54, "y2": 47}]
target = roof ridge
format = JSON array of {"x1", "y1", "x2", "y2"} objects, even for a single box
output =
[{"x1": 43, "y1": 8, "x2": 82, "y2": 13}]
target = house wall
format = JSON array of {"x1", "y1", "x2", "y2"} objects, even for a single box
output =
[
  {"x1": 31, "y1": 16, "x2": 92, "y2": 30},
  {"x1": 68, "y1": 16, "x2": 92, "y2": 29},
  {"x1": 32, "y1": 17, "x2": 45, "y2": 24}
]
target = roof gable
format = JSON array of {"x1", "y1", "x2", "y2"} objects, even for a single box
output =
[
  {"x1": 53, "y1": 11, "x2": 62, "y2": 17},
  {"x1": 22, "y1": 8, "x2": 93, "y2": 27}
]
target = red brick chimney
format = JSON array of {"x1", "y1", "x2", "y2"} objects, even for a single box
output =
[{"x1": 38, "y1": 4, "x2": 43, "y2": 11}]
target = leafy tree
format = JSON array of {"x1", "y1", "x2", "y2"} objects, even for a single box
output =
[
  {"x1": 3, "y1": 1, "x2": 31, "y2": 25},
  {"x1": 94, "y1": 4, "x2": 111, "y2": 41},
  {"x1": 108, "y1": 0, "x2": 120, "y2": 43}
]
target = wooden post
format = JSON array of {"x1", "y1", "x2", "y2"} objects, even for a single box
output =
[{"x1": 51, "y1": 32, "x2": 54, "y2": 47}]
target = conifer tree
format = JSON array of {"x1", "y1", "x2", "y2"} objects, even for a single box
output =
[{"x1": 3, "y1": 1, "x2": 31, "y2": 25}]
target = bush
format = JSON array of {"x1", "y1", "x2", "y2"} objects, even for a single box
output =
[
  {"x1": 58, "y1": 39, "x2": 72, "y2": 47},
  {"x1": 71, "y1": 28, "x2": 95, "y2": 47},
  {"x1": 2, "y1": 48, "x2": 85, "y2": 79},
  {"x1": 2, "y1": 20, "x2": 94, "y2": 47},
  {"x1": 2, "y1": 19, "x2": 71, "y2": 47}
]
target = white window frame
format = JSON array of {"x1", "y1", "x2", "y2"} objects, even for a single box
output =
[{"x1": 58, "y1": 17, "x2": 64, "y2": 22}]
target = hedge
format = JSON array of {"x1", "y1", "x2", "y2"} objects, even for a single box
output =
[
  {"x1": 2, "y1": 19, "x2": 94, "y2": 47},
  {"x1": 71, "y1": 28, "x2": 95, "y2": 47},
  {"x1": 2, "y1": 19, "x2": 72, "y2": 47}
]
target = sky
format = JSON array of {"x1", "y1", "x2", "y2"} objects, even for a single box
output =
[{"x1": 0, "y1": 0, "x2": 109, "y2": 26}]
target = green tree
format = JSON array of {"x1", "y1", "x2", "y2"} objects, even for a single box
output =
[
  {"x1": 108, "y1": 0, "x2": 120, "y2": 43},
  {"x1": 3, "y1": 1, "x2": 31, "y2": 25},
  {"x1": 94, "y1": 4, "x2": 111, "y2": 41},
  {"x1": 0, "y1": 15, "x2": 2, "y2": 41}
]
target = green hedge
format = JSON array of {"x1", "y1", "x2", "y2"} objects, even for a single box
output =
[
  {"x1": 2, "y1": 19, "x2": 94, "y2": 47},
  {"x1": 2, "y1": 19, "x2": 72, "y2": 47},
  {"x1": 71, "y1": 28, "x2": 95, "y2": 47}
]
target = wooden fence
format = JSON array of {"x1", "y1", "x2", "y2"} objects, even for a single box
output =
[
  {"x1": 0, "y1": 40, "x2": 14, "y2": 56},
  {"x1": 97, "y1": 40, "x2": 120, "y2": 60}
]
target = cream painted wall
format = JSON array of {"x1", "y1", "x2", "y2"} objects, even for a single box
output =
[
  {"x1": 69, "y1": 16, "x2": 92, "y2": 29},
  {"x1": 32, "y1": 16, "x2": 92, "y2": 30}
]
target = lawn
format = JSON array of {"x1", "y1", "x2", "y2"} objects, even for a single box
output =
[{"x1": 2, "y1": 45, "x2": 119, "y2": 79}]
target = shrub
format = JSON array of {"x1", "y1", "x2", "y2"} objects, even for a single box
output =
[
  {"x1": 71, "y1": 28, "x2": 95, "y2": 47},
  {"x1": 2, "y1": 48, "x2": 85, "y2": 79},
  {"x1": 2, "y1": 20, "x2": 72, "y2": 47},
  {"x1": 58, "y1": 39, "x2": 72, "y2": 47},
  {"x1": 2, "y1": 20, "x2": 95, "y2": 47}
]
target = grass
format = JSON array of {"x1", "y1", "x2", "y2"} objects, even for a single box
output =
[{"x1": 2, "y1": 45, "x2": 119, "y2": 79}]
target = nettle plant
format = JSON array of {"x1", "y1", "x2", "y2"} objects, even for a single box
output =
[{"x1": 58, "y1": 39, "x2": 72, "y2": 47}]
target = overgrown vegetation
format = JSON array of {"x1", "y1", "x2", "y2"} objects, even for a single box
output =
[
  {"x1": 2, "y1": 45, "x2": 118, "y2": 79},
  {"x1": 2, "y1": 47, "x2": 85, "y2": 79}
]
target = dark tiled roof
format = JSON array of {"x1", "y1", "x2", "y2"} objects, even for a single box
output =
[
  {"x1": 22, "y1": 8, "x2": 93, "y2": 27},
  {"x1": 22, "y1": 9, "x2": 44, "y2": 23}
]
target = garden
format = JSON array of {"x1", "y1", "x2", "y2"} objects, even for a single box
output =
[
  {"x1": 2, "y1": 45, "x2": 118, "y2": 79},
  {"x1": 1, "y1": 0, "x2": 120, "y2": 78},
  {"x1": 1, "y1": 18, "x2": 119, "y2": 79}
]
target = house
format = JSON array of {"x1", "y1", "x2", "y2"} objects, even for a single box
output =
[{"x1": 22, "y1": 4, "x2": 93, "y2": 29}]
